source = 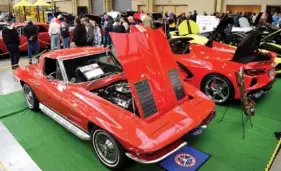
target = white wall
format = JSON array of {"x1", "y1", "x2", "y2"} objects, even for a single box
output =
[
  {"x1": 54, "y1": 0, "x2": 72, "y2": 13},
  {"x1": 223, "y1": 0, "x2": 281, "y2": 12},
  {"x1": 132, "y1": 0, "x2": 216, "y2": 14},
  {"x1": 0, "y1": 0, "x2": 10, "y2": 11}
]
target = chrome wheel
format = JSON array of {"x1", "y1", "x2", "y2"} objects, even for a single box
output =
[
  {"x1": 204, "y1": 77, "x2": 230, "y2": 103},
  {"x1": 93, "y1": 130, "x2": 119, "y2": 167},
  {"x1": 23, "y1": 84, "x2": 34, "y2": 108}
]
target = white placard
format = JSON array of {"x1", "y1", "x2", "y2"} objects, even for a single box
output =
[
  {"x1": 79, "y1": 63, "x2": 104, "y2": 80},
  {"x1": 196, "y1": 15, "x2": 219, "y2": 33}
]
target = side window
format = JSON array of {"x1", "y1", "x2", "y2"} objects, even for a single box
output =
[{"x1": 43, "y1": 58, "x2": 63, "y2": 81}]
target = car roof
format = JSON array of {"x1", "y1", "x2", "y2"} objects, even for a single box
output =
[{"x1": 42, "y1": 47, "x2": 109, "y2": 60}]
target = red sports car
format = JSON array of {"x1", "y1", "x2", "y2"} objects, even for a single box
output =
[
  {"x1": 131, "y1": 25, "x2": 276, "y2": 104},
  {"x1": 169, "y1": 30, "x2": 276, "y2": 104},
  {"x1": 0, "y1": 22, "x2": 50, "y2": 54},
  {"x1": 14, "y1": 30, "x2": 215, "y2": 169}
]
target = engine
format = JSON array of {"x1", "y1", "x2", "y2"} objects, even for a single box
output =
[{"x1": 92, "y1": 81, "x2": 134, "y2": 112}]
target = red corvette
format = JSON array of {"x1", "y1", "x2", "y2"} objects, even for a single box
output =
[
  {"x1": 0, "y1": 22, "x2": 50, "y2": 54},
  {"x1": 130, "y1": 25, "x2": 276, "y2": 104},
  {"x1": 14, "y1": 30, "x2": 215, "y2": 169},
  {"x1": 170, "y1": 30, "x2": 276, "y2": 104}
]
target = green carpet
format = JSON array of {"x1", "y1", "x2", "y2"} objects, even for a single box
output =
[
  {"x1": 1, "y1": 79, "x2": 281, "y2": 171},
  {"x1": 0, "y1": 91, "x2": 27, "y2": 118}
]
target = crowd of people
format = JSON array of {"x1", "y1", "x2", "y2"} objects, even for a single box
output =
[
  {"x1": 2, "y1": 18, "x2": 39, "y2": 69},
  {"x1": 1, "y1": 9, "x2": 281, "y2": 69}
]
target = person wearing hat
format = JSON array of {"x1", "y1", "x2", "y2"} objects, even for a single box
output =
[
  {"x1": 23, "y1": 19, "x2": 39, "y2": 64},
  {"x1": 58, "y1": 15, "x2": 70, "y2": 48},
  {"x1": 2, "y1": 18, "x2": 20, "y2": 69}
]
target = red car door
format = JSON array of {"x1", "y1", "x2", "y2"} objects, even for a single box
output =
[{"x1": 31, "y1": 58, "x2": 65, "y2": 114}]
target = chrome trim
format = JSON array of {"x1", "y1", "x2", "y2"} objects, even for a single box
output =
[
  {"x1": 39, "y1": 103, "x2": 91, "y2": 141},
  {"x1": 57, "y1": 59, "x2": 69, "y2": 84},
  {"x1": 125, "y1": 141, "x2": 187, "y2": 164}
]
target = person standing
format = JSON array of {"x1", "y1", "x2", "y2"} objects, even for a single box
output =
[
  {"x1": 192, "y1": 10, "x2": 198, "y2": 22},
  {"x1": 2, "y1": 18, "x2": 20, "y2": 69},
  {"x1": 58, "y1": 15, "x2": 70, "y2": 49},
  {"x1": 272, "y1": 12, "x2": 279, "y2": 26},
  {"x1": 83, "y1": 17, "x2": 95, "y2": 46},
  {"x1": 178, "y1": 13, "x2": 187, "y2": 26},
  {"x1": 48, "y1": 18, "x2": 61, "y2": 50},
  {"x1": 112, "y1": 18, "x2": 126, "y2": 33},
  {"x1": 103, "y1": 14, "x2": 114, "y2": 47},
  {"x1": 168, "y1": 13, "x2": 176, "y2": 31},
  {"x1": 23, "y1": 19, "x2": 39, "y2": 64},
  {"x1": 121, "y1": 17, "x2": 129, "y2": 32},
  {"x1": 128, "y1": 16, "x2": 136, "y2": 25},
  {"x1": 72, "y1": 18, "x2": 87, "y2": 47},
  {"x1": 90, "y1": 20, "x2": 102, "y2": 46},
  {"x1": 143, "y1": 13, "x2": 153, "y2": 28}
]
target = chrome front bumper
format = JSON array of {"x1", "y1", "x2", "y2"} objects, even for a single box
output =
[{"x1": 125, "y1": 141, "x2": 187, "y2": 164}]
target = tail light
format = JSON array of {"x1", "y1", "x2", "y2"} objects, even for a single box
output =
[{"x1": 244, "y1": 69, "x2": 266, "y2": 76}]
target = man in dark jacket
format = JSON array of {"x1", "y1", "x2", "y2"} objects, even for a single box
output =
[
  {"x1": 83, "y1": 17, "x2": 95, "y2": 46},
  {"x1": 23, "y1": 19, "x2": 39, "y2": 64},
  {"x1": 192, "y1": 10, "x2": 198, "y2": 22},
  {"x1": 103, "y1": 14, "x2": 114, "y2": 47},
  {"x1": 112, "y1": 18, "x2": 126, "y2": 33},
  {"x1": 73, "y1": 18, "x2": 87, "y2": 47},
  {"x1": 2, "y1": 18, "x2": 20, "y2": 69}
]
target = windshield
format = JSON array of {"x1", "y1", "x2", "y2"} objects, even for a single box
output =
[{"x1": 63, "y1": 52, "x2": 122, "y2": 83}]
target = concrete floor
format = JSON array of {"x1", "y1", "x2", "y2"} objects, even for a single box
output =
[{"x1": 0, "y1": 56, "x2": 28, "y2": 95}]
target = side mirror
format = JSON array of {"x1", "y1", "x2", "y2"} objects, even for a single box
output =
[{"x1": 47, "y1": 72, "x2": 56, "y2": 81}]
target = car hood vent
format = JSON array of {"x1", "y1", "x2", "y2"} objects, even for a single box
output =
[
  {"x1": 134, "y1": 79, "x2": 158, "y2": 118},
  {"x1": 168, "y1": 69, "x2": 185, "y2": 100}
]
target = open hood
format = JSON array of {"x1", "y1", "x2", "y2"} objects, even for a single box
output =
[
  {"x1": 110, "y1": 30, "x2": 186, "y2": 120},
  {"x1": 233, "y1": 29, "x2": 262, "y2": 61}
]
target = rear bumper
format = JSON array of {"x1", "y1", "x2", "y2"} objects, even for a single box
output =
[
  {"x1": 125, "y1": 140, "x2": 187, "y2": 164},
  {"x1": 248, "y1": 79, "x2": 275, "y2": 99}
]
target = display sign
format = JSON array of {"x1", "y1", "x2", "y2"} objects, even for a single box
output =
[
  {"x1": 196, "y1": 15, "x2": 219, "y2": 33},
  {"x1": 79, "y1": 63, "x2": 104, "y2": 80},
  {"x1": 159, "y1": 146, "x2": 210, "y2": 171}
]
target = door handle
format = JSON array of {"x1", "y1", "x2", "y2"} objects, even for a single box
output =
[{"x1": 72, "y1": 103, "x2": 78, "y2": 108}]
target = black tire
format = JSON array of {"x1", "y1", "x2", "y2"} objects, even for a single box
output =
[
  {"x1": 91, "y1": 128, "x2": 127, "y2": 170},
  {"x1": 22, "y1": 83, "x2": 39, "y2": 110},
  {"x1": 201, "y1": 74, "x2": 234, "y2": 105}
]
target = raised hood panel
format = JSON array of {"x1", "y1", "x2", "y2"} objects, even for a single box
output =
[
  {"x1": 110, "y1": 30, "x2": 186, "y2": 119},
  {"x1": 233, "y1": 29, "x2": 261, "y2": 61}
]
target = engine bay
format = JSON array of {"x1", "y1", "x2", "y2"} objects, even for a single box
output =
[{"x1": 92, "y1": 81, "x2": 139, "y2": 115}]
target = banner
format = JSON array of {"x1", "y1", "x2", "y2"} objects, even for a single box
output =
[{"x1": 159, "y1": 146, "x2": 210, "y2": 171}]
